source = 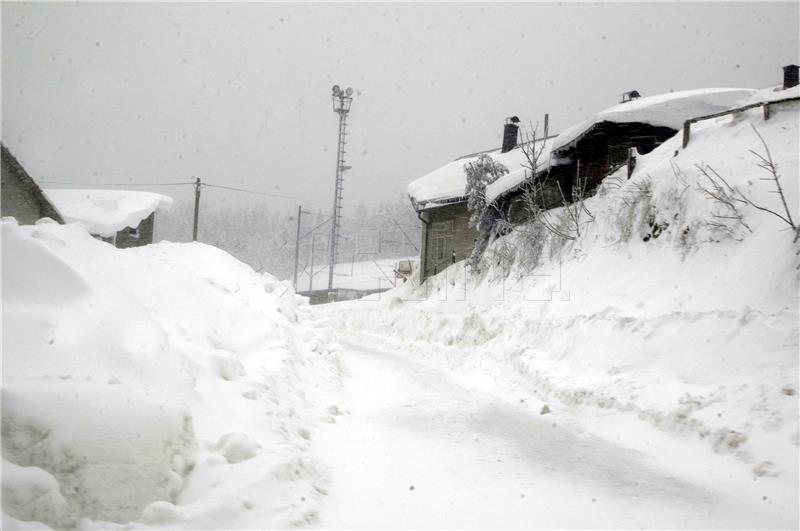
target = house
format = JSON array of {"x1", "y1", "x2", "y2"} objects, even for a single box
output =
[
  {"x1": 44, "y1": 189, "x2": 173, "y2": 248},
  {"x1": 542, "y1": 87, "x2": 757, "y2": 201},
  {"x1": 408, "y1": 118, "x2": 555, "y2": 281},
  {"x1": 494, "y1": 88, "x2": 759, "y2": 222},
  {"x1": 1, "y1": 144, "x2": 65, "y2": 225},
  {"x1": 409, "y1": 87, "x2": 758, "y2": 283}
]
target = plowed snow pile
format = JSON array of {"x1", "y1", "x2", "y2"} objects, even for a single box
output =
[
  {"x1": 324, "y1": 89, "x2": 799, "y2": 524},
  {"x1": 2, "y1": 220, "x2": 342, "y2": 529}
]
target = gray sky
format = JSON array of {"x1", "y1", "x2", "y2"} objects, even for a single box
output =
[{"x1": 3, "y1": 2, "x2": 798, "y2": 214}]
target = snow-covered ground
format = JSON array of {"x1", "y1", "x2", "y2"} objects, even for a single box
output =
[
  {"x1": 297, "y1": 255, "x2": 414, "y2": 293},
  {"x1": 314, "y1": 87, "x2": 799, "y2": 527},
  {"x1": 2, "y1": 219, "x2": 342, "y2": 529},
  {"x1": 3, "y1": 86, "x2": 797, "y2": 530}
]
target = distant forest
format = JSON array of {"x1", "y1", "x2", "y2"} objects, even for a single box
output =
[{"x1": 155, "y1": 194, "x2": 421, "y2": 281}]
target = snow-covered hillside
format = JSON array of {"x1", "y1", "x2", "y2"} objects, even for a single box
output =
[
  {"x1": 320, "y1": 88, "x2": 799, "y2": 526},
  {"x1": 2, "y1": 219, "x2": 342, "y2": 529}
]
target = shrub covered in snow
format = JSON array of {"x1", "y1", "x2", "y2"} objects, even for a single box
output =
[{"x1": 463, "y1": 154, "x2": 509, "y2": 270}]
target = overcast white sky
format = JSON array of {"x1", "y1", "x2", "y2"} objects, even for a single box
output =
[{"x1": 2, "y1": 2, "x2": 798, "y2": 214}]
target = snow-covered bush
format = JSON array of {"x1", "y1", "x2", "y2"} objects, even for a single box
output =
[{"x1": 464, "y1": 154, "x2": 508, "y2": 270}]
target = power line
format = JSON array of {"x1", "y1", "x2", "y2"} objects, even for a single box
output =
[
  {"x1": 301, "y1": 217, "x2": 334, "y2": 240},
  {"x1": 40, "y1": 181, "x2": 195, "y2": 186},
  {"x1": 202, "y1": 182, "x2": 303, "y2": 201},
  {"x1": 39, "y1": 179, "x2": 376, "y2": 210}
]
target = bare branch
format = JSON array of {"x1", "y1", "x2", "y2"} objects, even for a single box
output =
[{"x1": 749, "y1": 124, "x2": 795, "y2": 231}]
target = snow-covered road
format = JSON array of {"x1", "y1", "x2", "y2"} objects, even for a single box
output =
[{"x1": 313, "y1": 337, "x2": 789, "y2": 529}]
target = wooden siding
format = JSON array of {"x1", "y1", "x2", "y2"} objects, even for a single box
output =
[
  {"x1": 420, "y1": 202, "x2": 476, "y2": 281},
  {"x1": 115, "y1": 212, "x2": 155, "y2": 248},
  {"x1": 1, "y1": 144, "x2": 64, "y2": 225}
]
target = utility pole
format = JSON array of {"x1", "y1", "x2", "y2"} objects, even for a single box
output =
[
  {"x1": 308, "y1": 235, "x2": 315, "y2": 292},
  {"x1": 292, "y1": 205, "x2": 303, "y2": 291},
  {"x1": 192, "y1": 177, "x2": 201, "y2": 241},
  {"x1": 328, "y1": 84, "x2": 354, "y2": 291}
]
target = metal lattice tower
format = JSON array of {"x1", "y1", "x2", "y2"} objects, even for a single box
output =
[{"x1": 328, "y1": 85, "x2": 353, "y2": 291}]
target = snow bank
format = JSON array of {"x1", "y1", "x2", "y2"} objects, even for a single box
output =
[
  {"x1": 43, "y1": 189, "x2": 173, "y2": 237},
  {"x1": 323, "y1": 95, "x2": 799, "y2": 525},
  {"x1": 2, "y1": 219, "x2": 341, "y2": 529}
]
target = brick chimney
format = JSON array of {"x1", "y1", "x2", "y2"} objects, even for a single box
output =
[
  {"x1": 502, "y1": 116, "x2": 520, "y2": 153},
  {"x1": 784, "y1": 64, "x2": 799, "y2": 89}
]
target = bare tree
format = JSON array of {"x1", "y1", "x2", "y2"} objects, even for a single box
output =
[
  {"x1": 748, "y1": 125, "x2": 797, "y2": 241},
  {"x1": 696, "y1": 163, "x2": 752, "y2": 238},
  {"x1": 697, "y1": 126, "x2": 798, "y2": 242}
]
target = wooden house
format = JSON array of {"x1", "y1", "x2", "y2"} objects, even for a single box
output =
[
  {"x1": 408, "y1": 118, "x2": 543, "y2": 281},
  {"x1": 544, "y1": 88, "x2": 756, "y2": 200},
  {"x1": 491, "y1": 88, "x2": 757, "y2": 220},
  {"x1": 1, "y1": 144, "x2": 65, "y2": 225},
  {"x1": 44, "y1": 189, "x2": 173, "y2": 248},
  {"x1": 409, "y1": 88, "x2": 757, "y2": 283}
]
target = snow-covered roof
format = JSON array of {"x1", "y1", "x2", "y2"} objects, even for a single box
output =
[
  {"x1": 552, "y1": 88, "x2": 757, "y2": 153},
  {"x1": 486, "y1": 137, "x2": 557, "y2": 204},
  {"x1": 44, "y1": 189, "x2": 173, "y2": 237},
  {"x1": 408, "y1": 88, "x2": 759, "y2": 210},
  {"x1": 408, "y1": 137, "x2": 556, "y2": 209},
  {"x1": 738, "y1": 84, "x2": 800, "y2": 105}
]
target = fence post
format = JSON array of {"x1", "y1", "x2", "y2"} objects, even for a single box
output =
[{"x1": 682, "y1": 121, "x2": 691, "y2": 148}]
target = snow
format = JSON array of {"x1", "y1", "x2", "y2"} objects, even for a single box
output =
[
  {"x1": 740, "y1": 84, "x2": 800, "y2": 104},
  {"x1": 2, "y1": 219, "x2": 341, "y2": 529},
  {"x1": 407, "y1": 139, "x2": 555, "y2": 208},
  {"x1": 316, "y1": 96, "x2": 799, "y2": 527},
  {"x1": 409, "y1": 88, "x2": 757, "y2": 209},
  {"x1": 310, "y1": 337, "x2": 792, "y2": 529},
  {"x1": 4, "y1": 85, "x2": 798, "y2": 529},
  {"x1": 551, "y1": 87, "x2": 757, "y2": 152},
  {"x1": 43, "y1": 189, "x2": 173, "y2": 237},
  {"x1": 297, "y1": 255, "x2": 415, "y2": 292},
  {"x1": 485, "y1": 137, "x2": 556, "y2": 204}
]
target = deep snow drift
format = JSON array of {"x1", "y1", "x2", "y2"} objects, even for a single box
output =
[
  {"x1": 321, "y1": 88, "x2": 799, "y2": 526},
  {"x1": 2, "y1": 219, "x2": 342, "y2": 529}
]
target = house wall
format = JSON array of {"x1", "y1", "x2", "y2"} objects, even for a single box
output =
[
  {"x1": 555, "y1": 121, "x2": 676, "y2": 196},
  {"x1": 419, "y1": 202, "x2": 476, "y2": 281},
  {"x1": 114, "y1": 212, "x2": 155, "y2": 248},
  {"x1": 1, "y1": 145, "x2": 64, "y2": 225},
  {"x1": 497, "y1": 169, "x2": 573, "y2": 225}
]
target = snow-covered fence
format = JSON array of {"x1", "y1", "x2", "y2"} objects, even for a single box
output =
[{"x1": 682, "y1": 96, "x2": 800, "y2": 148}]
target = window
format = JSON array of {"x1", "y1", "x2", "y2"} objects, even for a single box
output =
[
  {"x1": 127, "y1": 226, "x2": 140, "y2": 239},
  {"x1": 431, "y1": 220, "x2": 454, "y2": 233},
  {"x1": 433, "y1": 237, "x2": 446, "y2": 260}
]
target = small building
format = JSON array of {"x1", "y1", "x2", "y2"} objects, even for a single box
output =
[
  {"x1": 408, "y1": 118, "x2": 554, "y2": 281},
  {"x1": 44, "y1": 189, "x2": 173, "y2": 248},
  {"x1": 1, "y1": 144, "x2": 64, "y2": 225}
]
